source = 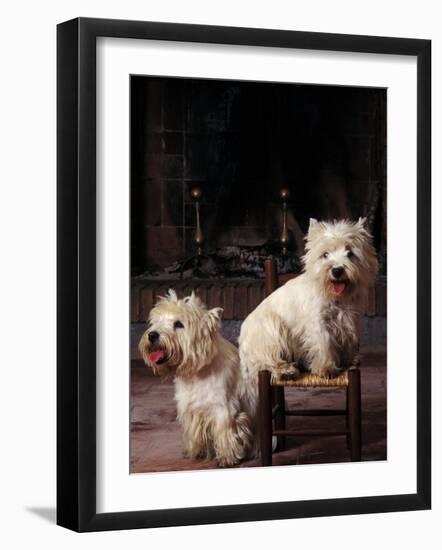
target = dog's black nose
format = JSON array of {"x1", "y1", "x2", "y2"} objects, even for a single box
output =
[
  {"x1": 148, "y1": 331, "x2": 159, "y2": 343},
  {"x1": 332, "y1": 266, "x2": 344, "y2": 278}
]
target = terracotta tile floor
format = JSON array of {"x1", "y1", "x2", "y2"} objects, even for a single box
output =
[{"x1": 130, "y1": 350, "x2": 386, "y2": 473}]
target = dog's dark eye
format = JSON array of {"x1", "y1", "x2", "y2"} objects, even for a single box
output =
[
  {"x1": 174, "y1": 320, "x2": 184, "y2": 329},
  {"x1": 322, "y1": 252, "x2": 328, "y2": 259},
  {"x1": 346, "y1": 250, "x2": 354, "y2": 259}
]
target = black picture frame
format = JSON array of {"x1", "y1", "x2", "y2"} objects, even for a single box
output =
[{"x1": 57, "y1": 17, "x2": 431, "y2": 532}]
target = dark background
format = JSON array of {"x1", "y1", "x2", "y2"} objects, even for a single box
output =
[{"x1": 130, "y1": 76, "x2": 386, "y2": 276}]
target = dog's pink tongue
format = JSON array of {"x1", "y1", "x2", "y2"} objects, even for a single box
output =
[
  {"x1": 149, "y1": 350, "x2": 165, "y2": 364},
  {"x1": 332, "y1": 282, "x2": 346, "y2": 295}
]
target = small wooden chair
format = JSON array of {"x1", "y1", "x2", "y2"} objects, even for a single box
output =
[{"x1": 258, "y1": 258, "x2": 362, "y2": 466}]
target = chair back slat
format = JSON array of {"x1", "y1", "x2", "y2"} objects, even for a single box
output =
[
  {"x1": 264, "y1": 258, "x2": 278, "y2": 297},
  {"x1": 264, "y1": 257, "x2": 299, "y2": 297}
]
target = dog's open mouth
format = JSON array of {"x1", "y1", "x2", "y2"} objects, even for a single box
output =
[
  {"x1": 148, "y1": 347, "x2": 168, "y2": 365},
  {"x1": 330, "y1": 279, "x2": 349, "y2": 296}
]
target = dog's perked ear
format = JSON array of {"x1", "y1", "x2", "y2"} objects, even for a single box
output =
[
  {"x1": 357, "y1": 217, "x2": 368, "y2": 229},
  {"x1": 208, "y1": 307, "x2": 223, "y2": 327},
  {"x1": 306, "y1": 217, "x2": 323, "y2": 240},
  {"x1": 184, "y1": 291, "x2": 204, "y2": 308},
  {"x1": 165, "y1": 288, "x2": 178, "y2": 302}
]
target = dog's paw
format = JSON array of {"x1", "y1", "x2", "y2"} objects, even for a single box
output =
[
  {"x1": 270, "y1": 363, "x2": 301, "y2": 383},
  {"x1": 217, "y1": 458, "x2": 238, "y2": 468},
  {"x1": 311, "y1": 363, "x2": 341, "y2": 379}
]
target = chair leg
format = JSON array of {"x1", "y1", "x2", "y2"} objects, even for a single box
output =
[
  {"x1": 348, "y1": 367, "x2": 362, "y2": 461},
  {"x1": 258, "y1": 370, "x2": 272, "y2": 466},
  {"x1": 272, "y1": 386, "x2": 286, "y2": 451}
]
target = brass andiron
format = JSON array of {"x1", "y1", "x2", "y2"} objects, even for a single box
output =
[
  {"x1": 191, "y1": 187, "x2": 204, "y2": 256},
  {"x1": 280, "y1": 188, "x2": 290, "y2": 256},
  {"x1": 179, "y1": 186, "x2": 210, "y2": 278}
]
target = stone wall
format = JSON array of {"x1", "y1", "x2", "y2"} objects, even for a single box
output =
[{"x1": 131, "y1": 77, "x2": 387, "y2": 275}]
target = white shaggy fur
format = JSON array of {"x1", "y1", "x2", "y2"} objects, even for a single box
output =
[
  {"x1": 139, "y1": 291, "x2": 254, "y2": 467},
  {"x1": 238, "y1": 218, "x2": 378, "y2": 414}
]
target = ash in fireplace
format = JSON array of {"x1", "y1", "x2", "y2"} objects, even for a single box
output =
[{"x1": 135, "y1": 245, "x2": 301, "y2": 280}]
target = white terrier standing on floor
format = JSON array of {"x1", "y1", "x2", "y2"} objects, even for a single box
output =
[
  {"x1": 238, "y1": 218, "x2": 378, "y2": 412},
  {"x1": 139, "y1": 290, "x2": 254, "y2": 467}
]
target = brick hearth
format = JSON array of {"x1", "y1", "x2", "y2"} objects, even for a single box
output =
[{"x1": 131, "y1": 276, "x2": 386, "y2": 322}]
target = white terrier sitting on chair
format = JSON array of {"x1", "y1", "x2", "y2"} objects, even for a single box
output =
[
  {"x1": 238, "y1": 218, "x2": 378, "y2": 414},
  {"x1": 139, "y1": 290, "x2": 254, "y2": 467}
]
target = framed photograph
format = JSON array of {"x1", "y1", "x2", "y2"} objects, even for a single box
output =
[{"x1": 57, "y1": 17, "x2": 431, "y2": 532}]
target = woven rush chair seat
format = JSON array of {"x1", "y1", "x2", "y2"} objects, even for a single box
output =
[{"x1": 271, "y1": 369, "x2": 350, "y2": 387}]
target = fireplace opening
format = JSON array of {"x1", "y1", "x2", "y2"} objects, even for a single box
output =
[{"x1": 131, "y1": 76, "x2": 386, "y2": 282}]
